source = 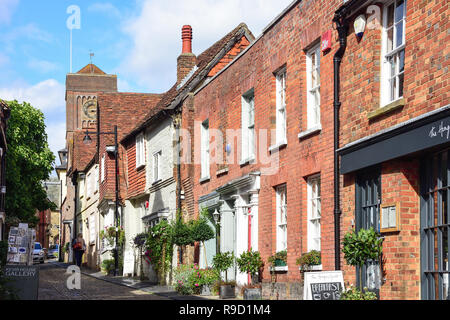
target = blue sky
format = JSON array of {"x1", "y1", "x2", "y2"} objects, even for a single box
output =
[{"x1": 0, "y1": 0, "x2": 293, "y2": 172}]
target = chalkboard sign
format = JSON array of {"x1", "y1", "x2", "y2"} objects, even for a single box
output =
[
  {"x1": 303, "y1": 271, "x2": 345, "y2": 301},
  {"x1": 310, "y1": 282, "x2": 342, "y2": 300},
  {"x1": 4, "y1": 265, "x2": 39, "y2": 300}
]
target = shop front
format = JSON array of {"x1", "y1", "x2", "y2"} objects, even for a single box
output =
[{"x1": 339, "y1": 105, "x2": 450, "y2": 300}]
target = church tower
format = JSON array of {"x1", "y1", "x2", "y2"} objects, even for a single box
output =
[{"x1": 65, "y1": 63, "x2": 117, "y2": 135}]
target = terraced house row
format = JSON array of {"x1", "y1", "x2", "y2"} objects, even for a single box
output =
[{"x1": 57, "y1": 0, "x2": 449, "y2": 300}]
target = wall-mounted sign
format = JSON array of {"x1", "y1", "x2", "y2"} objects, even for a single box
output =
[
  {"x1": 354, "y1": 14, "x2": 367, "y2": 39},
  {"x1": 321, "y1": 30, "x2": 332, "y2": 53},
  {"x1": 380, "y1": 203, "x2": 400, "y2": 233},
  {"x1": 303, "y1": 271, "x2": 345, "y2": 300}
]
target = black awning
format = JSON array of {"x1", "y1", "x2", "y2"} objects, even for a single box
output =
[{"x1": 339, "y1": 106, "x2": 450, "y2": 174}]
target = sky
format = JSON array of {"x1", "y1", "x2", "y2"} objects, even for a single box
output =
[{"x1": 0, "y1": 0, "x2": 294, "y2": 173}]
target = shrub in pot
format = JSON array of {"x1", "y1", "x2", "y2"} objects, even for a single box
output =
[
  {"x1": 296, "y1": 250, "x2": 321, "y2": 271},
  {"x1": 268, "y1": 250, "x2": 287, "y2": 268},
  {"x1": 212, "y1": 251, "x2": 236, "y2": 298},
  {"x1": 236, "y1": 250, "x2": 264, "y2": 300}
]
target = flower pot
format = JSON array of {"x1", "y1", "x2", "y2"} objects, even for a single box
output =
[
  {"x1": 201, "y1": 285, "x2": 212, "y2": 296},
  {"x1": 220, "y1": 285, "x2": 236, "y2": 299},
  {"x1": 274, "y1": 259, "x2": 287, "y2": 267},
  {"x1": 243, "y1": 288, "x2": 262, "y2": 300}
]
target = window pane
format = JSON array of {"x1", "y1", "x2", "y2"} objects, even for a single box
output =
[
  {"x1": 387, "y1": 28, "x2": 394, "y2": 52},
  {"x1": 395, "y1": 0, "x2": 405, "y2": 24},
  {"x1": 399, "y1": 50, "x2": 405, "y2": 73},
  {"x1": 396, "y1": 20, "x2": 404, "y2": 47},
  {"x1": 398, "y1": 73, "x2": 404, "y2": 97},
  {"x1": 387, "y1": 3, "x2": 394, "y2": 28}
]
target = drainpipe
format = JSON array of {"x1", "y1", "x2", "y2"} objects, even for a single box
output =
[
  {"x1": 248, "y1": 207, "x2": 252, "y2": 284},
  {"x1": 333, "y1": 14, "x2": 348, "y2": 271},
  {"x1": 71, "y1": 173, "x2": 78, "y2": 264}
]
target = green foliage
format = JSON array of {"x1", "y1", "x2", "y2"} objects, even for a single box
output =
[
  {"x1": 296, "y1": 250, "x2": 321, "y2": 270},
  {"x1": 190, "y1": 217, "x2": 215, "y2": 243},
  {"x1": 236, "y1": 250, "x2": 264, "y2": 278},
  {"x1": 212, "y1": 251, "x2": 234, "y2": 282},
  {"x1": 4, "y1": 100, "x2": 55, "y2": 225},
  {"x1": 173, "y1": 263, "x2": 221, "y2": 295},
  {"x1": 340, "y1": 285, "x2": 378, "y2": 300},
  {"x1": 268, "y1": 250, "x2": 287, "y2": 266},
  {"x1": 172, "y1": 218, "x2": 195, "y2": 247},
  {"x1": 343, "y1": 227, "x2": 383, "y2": 267},
  {"x1": 62, "y1": 242, "x2": 70, "y2": 254},
  {"x1": 101, "y1": 259, "x2": 115, "y2": 274},
  {"x1": 144, "y1": 219, "x2": 174, "y2": 281},
  {"x1": 100, "y1": 226, "x2": 125, "y2": 247},
  {"x1": 0, "y1": 241, "x2": 7, "y2": 267}
]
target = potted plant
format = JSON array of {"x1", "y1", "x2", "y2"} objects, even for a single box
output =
[
  {"x1": 133, "y1": 233, "x2": 148, "y2": 280},
  {"x1": 342, "y1": 227, "x2": 383, "y2": 300},
  {"x1": 296, "y1": 250, "x2": 321, "y2": 271},
  {"x1": 268, "y1": 250, "x2": 287, "y2": 268},
  {"x1": 212, "y1": 251, "x2": 236, "y2": 299},
  {"x1": 236, "y1": 249, "x2": 264, "y2": 300}
]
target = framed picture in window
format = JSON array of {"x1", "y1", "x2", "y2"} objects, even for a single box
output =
[{"x1": 380, "y1": 202, "x2": 400, "y2": 233}]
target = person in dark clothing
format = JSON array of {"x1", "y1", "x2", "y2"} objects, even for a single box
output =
[{"x1": 72, "y1": 233, "x2": 86, "y2": 267}]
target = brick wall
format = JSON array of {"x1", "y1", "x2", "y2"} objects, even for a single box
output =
[
  {"x1": 182, "y1": 0, "x2": 343, "y2": 288},
  {"x1": 339, "y1": 0, "x2": 448, "y2": 300}
]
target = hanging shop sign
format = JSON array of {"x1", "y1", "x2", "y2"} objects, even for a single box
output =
[{"x1": 303, "y1": 271, "x2": 345, "y2": 300}]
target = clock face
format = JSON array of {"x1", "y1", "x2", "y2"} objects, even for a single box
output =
[{"x1": 83, "y1": 100, "x2": 97, "y2": 119}]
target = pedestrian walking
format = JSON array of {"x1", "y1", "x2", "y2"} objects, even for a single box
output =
[{"x1": 72, "y1": 233, "x2": 86, "y2": 268}]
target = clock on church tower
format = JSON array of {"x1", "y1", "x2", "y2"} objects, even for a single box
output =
[{"x1": 82, "y1": 99, "x2": 97, "y2": 120}]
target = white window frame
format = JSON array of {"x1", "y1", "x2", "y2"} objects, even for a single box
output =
[
  {"x1": 276, "y1": 69, "x2": 287, "y2": 145},
  {"x1": 306, "y1": 44, "x2": 321, "y2": 129},
  {"x1": 86, "y1": 172, "x2": 92, "y2": 199},
  {"x1": 201, "y1": 120, "x2": 210, "y2": 179},
  {"x1": 94, "y1": 165, "x2": 99, "y2": 193},
  {"x1": 276, "y1": 185, "x2": 287, "y2": 252},
  {"x1": 307, "y1": 175, "x2": 321, "y2": 252},
  {"x1": 101, "y1": 154, "x2": 105, "y2": 183},
  {"x1": 136, "y1": 133, "x2": 145, "y2": 168},
  {"x1": 241, "y1": 89, "x2": 255, "y2": 162},
  {"x1": 381, "y1": 0, "x2": 406, "y2": 106},
  {"x1": 153, "y1": 150, "x2": 162, "y2": 183}
]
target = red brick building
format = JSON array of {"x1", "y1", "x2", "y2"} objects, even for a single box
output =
[
  {"x1": 336, "y1": 0, "x2": 449, "y2": 300},
  {"x1": 179, "y1": 0, "x2": 346, "y2": 299}
]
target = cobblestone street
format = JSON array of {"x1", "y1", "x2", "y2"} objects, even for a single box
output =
[{"x1": 38, "y1": 261, "x2": 171, "y2": 300}]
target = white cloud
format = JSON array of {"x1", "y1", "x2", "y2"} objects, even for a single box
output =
[
  {"x1": 46, "y1": 121, "x2": 66, "y2": 160},
  {"x1": 88, "y1": 2, "x2": 121, "y2": 18},
  {"x1": 0, "y1": 79, "x2": 65, "y2": 112},
  {"x1": 118, "y1": 0, "x2": 294, "y2": 92},
  {"x1": 0, "y1": 0, "x2": 19, "y2": 25},
  {"x1": 27, "y1": 58, "x2": 60, "y2": 74}
]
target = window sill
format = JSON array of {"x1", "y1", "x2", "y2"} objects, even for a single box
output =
[
  {"x1": 269, "y1": 266, "x2": 288, "y2": 272},
  {"x1": 216, "y1": 167, "x2": 229, "y2": 176},
  {"x1": 368, "y1": 98, "x2": 405, "y2": 120},
  {"x1": 268, "y1": 142, "x2": 287, "y2": 154},
  {"x1": 298, "y1": 125, "x2": 322, "y2": 140},
  {"x1": 299, "y1": 264, "x2": 322, "y2": 272},
  {"x1": 199, "y1": 176, "x2": 210, "y2": 184},
  {"x1": 239, "y1": 157, "x2": 255, "y2": 166}
]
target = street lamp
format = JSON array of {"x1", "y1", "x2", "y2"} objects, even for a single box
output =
[
  {"x1": 213, "y1": 209, "x2": 220, "y2": 254},
  {"x1": 83, "y1": 125, "x2": 120, "y2": 276}
]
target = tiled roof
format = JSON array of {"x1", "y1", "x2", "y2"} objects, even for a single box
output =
[
  {"x1": 122, "y1": 22, "x2": 254, "y2": 143},
  {"x1": 72, "y1": 130, "x2": 97, "y2": 173},
  {"x1": 76, "y1": 64, "x2": 107, "y2": 75}
]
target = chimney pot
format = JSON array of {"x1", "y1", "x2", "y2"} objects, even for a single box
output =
[{"x1": 182, "y1": 25, "x2": 192, "y2": 54}]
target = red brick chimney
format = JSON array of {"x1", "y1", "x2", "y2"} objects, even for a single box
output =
[{"x1": 177, "y1": 25, "x2": 197, "y2": 85}]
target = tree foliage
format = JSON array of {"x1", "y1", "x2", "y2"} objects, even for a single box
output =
[{"x1": 4, "y1": 100, "x2": 55, "y2": 226}]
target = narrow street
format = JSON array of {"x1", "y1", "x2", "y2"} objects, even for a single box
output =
[{"x1": 38, "y1": 261, "x2": 171, "y2": 300}]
